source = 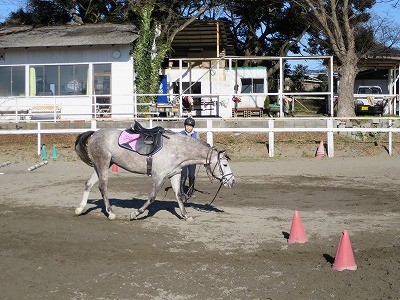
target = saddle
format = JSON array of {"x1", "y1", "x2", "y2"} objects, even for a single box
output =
[
  {"x1": 118, "y1": 121, "x2": 168, "y2": 176},
  {"x1": 131, "y1": 121, "x2": 165, "y2": 155}
]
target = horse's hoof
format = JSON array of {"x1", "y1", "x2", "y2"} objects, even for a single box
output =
[
  {"x1": 108, "y1": 212, "x2": 116, "y2": 220},
  {"x1": 185, "y1": 216, "x2": 194, "y2": 222},
  {"x1": 130, "y1": 209, "x2": 140, "y2": 220},
  {"x1": 75, "y1": 207, "x2": 83, "y2": 215}
]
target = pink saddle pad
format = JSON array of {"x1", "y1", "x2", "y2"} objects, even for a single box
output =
[{"x1": 118, "y1": 130, "x2": 140, "y2": 151}]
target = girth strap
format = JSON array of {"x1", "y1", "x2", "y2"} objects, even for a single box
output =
[{"x1": 146, "y1": 156, "x2": 152, "y2": 176}]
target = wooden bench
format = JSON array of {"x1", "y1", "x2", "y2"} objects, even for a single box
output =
[
  {"x1": 29, "y1": 105, "x2": 61, "y2": 120},
  {"x1": 149, "y1": 103, "x2": 178, "y2": 117},
  {"x1": 232, "y1": 107, "x2": 263, "y2": 118}
]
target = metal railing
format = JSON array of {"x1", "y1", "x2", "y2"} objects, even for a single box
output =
[{"x1": 2, "y1": 92, "x2": 399, "y2": 122}]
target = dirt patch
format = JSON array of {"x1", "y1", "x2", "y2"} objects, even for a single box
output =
[{"x1": 0, "y1": 134, "x2": 400, "y2": 299}]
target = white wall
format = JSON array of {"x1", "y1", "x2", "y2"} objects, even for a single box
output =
[
  {"x1": 0, "y1": 45, "x2": 135, "y2": 119},
  {"x1": 2, "y1": 45, "x2": 131, "y2": 65},
  {"x1": 234, "y1": 67, "x2": 267, "y2": 108},
  {"x1": 111, "y1": 59, "x2": 135, "y2": 118},
  {"x1": 166, "y1": 66, "x2": 268, "y2": 118}
]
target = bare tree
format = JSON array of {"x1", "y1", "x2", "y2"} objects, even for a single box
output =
[{"x1": 292, "y1": 0, "x2": 377, "y2": 117}]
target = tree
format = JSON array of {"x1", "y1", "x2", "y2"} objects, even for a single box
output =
[
  {"x1": 3, "y1": 0, "x2": 129, "y2": 25},
  {"x1": 291, "y1": 64, "x2": 308, "y2": 92},
  {"x1": 291, "y1": 0, "x2": 378, "y2": 117},
  {"x1": 4, "y1": 0, "x2": 70, "y2": 25},
  {"x1": 129, "y1": 0, "x2": 211, "y2": 106},
  {"x1": 218, "y1": 0, "x2": 309, "y2": 95}
]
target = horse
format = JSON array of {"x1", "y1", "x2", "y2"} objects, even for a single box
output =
[{"x1": 74, "y1": 124, "x2": 235, "y2": 221}]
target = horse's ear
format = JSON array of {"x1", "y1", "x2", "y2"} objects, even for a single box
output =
[{"x1": 221, "y1": 151, "x2": 231, "y2": 161}]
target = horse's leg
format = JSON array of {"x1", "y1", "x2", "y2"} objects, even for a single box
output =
[
  {"x1": 97, "y1": 164, "x2": 116, "y2": 220},
  {"x1": 171, "y1": 173, "x2": 194, "y2": 221},
  {"x1": 130, "y1": 176, "x2": 165, "y2": 220},
  {"x1": 75, "y1": 171, "x2": 98, "y2": 215}
]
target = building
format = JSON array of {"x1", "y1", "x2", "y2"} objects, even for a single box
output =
[
  {"x1": 0, "y1": 23, "x2": 138, "y2": 120},
  {"x1": 1, "y1": 21, "x2": 397, "y2": 120}
]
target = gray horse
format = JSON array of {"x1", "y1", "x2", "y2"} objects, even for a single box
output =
[{"x1": 74, "y1": 126, "x2": 235, "y2": 221}]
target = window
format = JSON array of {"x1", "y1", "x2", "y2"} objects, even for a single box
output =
[
  {"x1": 29, "y1": 64, "x2": 88, "y2": 96},
  {"x1": 61, "y1": 65, "x2": 88, "y2": 95},
  {"x1": 173, "y1": 82, "x2": 201, "y2": 95},
  {"x1": 241, "y1": 78, "x2": 264, "y2": 94},
  {"x1": 0, "y1": 66, "x2": 25, "y2": 96},
  {"x1": 93, "y1": 64, "x2": 111, "y2": 95}
]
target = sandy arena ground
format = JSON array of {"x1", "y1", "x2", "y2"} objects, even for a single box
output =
[{"x1": 0, "y1": 142, "x2": 400, "y2": 299}]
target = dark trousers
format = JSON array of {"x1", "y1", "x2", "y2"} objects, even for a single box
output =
[{"x1": 181, "y1": 164, "x2": 196, "y2": 195}]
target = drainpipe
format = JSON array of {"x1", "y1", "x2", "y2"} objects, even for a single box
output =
[{"x1": 216, "y1": 22, "x2": 220, "y2": 57}]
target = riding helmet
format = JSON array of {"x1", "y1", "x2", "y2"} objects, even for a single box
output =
[{"x1": 184, "y1": 117, "x2": 195, "y2": 127}]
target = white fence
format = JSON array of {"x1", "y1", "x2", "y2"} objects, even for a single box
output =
[{"x1": 1, "y1": 117, "x2": 399, "y2": 157}]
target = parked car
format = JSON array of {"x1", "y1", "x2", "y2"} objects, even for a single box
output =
[{"x1": 354, "y1": 86, "x2": 387, "y2": 116}]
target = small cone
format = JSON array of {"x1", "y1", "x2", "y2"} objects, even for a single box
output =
[
  {"x1": 332, "y1": 230, "x2": 357, "y2": 271},
  {"x1": 315, "y1": 141, "x2": 325, "y2": 158},
  {"x1": 40, "y1": 145, "x2": 48, "y2": 160},
  {"x1": 111, "y1": 164, "x2": 118, "y2": 173},
  {"x1": 51, "y1": 144, "x2": 59, "y2": 159},
  {"x1": 288, "y1": 211, "x2": 308, "y2": 244}
]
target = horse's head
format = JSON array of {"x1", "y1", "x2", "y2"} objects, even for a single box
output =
[{"x1": 205, "y1": 148, "x2": 235, "y2": 187}]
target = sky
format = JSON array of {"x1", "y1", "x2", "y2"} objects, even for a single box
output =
[{"x1": 0, "y1": 0, "x2": 24, "y2": 22}]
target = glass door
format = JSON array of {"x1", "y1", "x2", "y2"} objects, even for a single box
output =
[{"x1": 93, "y1": 64, "x2": 111, "y2": 118}]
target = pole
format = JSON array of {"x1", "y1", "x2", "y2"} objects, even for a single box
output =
[
  {"x1": 327, "y1": 118, "x2": 334, "y2": 157},
  {"x1": 207, "y1": 119, "x2": 213, "y2": 146},
  {"x1": 268, "y1": 119, "x2": 274, "y2": 157},
  {"x1": 37, "y1": 122, "x2": 41, "y2": 156},
  {"x1": 388, "y1": 119, "x2": 393, "y2": 156}
]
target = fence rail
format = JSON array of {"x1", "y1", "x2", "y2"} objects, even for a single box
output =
[{"x1": 1, "y1": 117, "x2": 399, "y2": 158}]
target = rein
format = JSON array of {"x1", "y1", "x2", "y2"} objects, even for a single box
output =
[
  {"x1": 204, "y1": 147, "x2": 234, "y2": 205},
  {"x1": 209, "y1": 181, "x2": 224, "y2": 205}
]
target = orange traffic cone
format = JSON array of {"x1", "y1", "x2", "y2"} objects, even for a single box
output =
[
  {"x1": 332, "y1": 230, "x2": 357, "y2": 271},
  {"x1": 111, "y1": 164, "x2": 118, "y2": 173},
  {"x1": 315, "y1": 141, "x2": 325, "y2": 158},
  {"x1": 288, "y1": 211, "x2": 308, "y2": 244}
]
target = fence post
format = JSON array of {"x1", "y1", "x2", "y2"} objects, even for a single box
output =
[
  {"x1": 37, "y1": 122, "x2": 41, "y2": 156},
  {"x1": 53, "y1": 96, "x2": 57, "y2": 122},
  {"x1": 327, "y1": 118, "x2": 334, "y2": 157},
  {"x1": 14, "y1": 97, "x2": 19, "y2": 123},
  {"x1": 206, "y1": 119, "x2": 213, "y2": 146},
  {"x1": 91, "y1": 119, "x2": 97, "y2": 130},
  {"x1": 388, "y1": 119, "x2": 393, "y2": 156},
  {"x1": 268, "y1": 118, "x2": 274, "y2": 157}
]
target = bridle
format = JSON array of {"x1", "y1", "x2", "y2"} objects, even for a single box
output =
[
  {"x1": 204, "y1": 147, "x2": 233, "y2": 184},
  {"x1": 204, "y1": 147, "x2": 234, "y2": 205}
]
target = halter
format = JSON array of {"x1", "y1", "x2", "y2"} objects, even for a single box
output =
[{"x1": 204, "y1": 147, "x2": 234, "y2": 185}]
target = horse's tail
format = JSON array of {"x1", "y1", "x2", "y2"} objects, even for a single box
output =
[{"x1": 75, "y1": 131, "x2": 95, "y2": 167}]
